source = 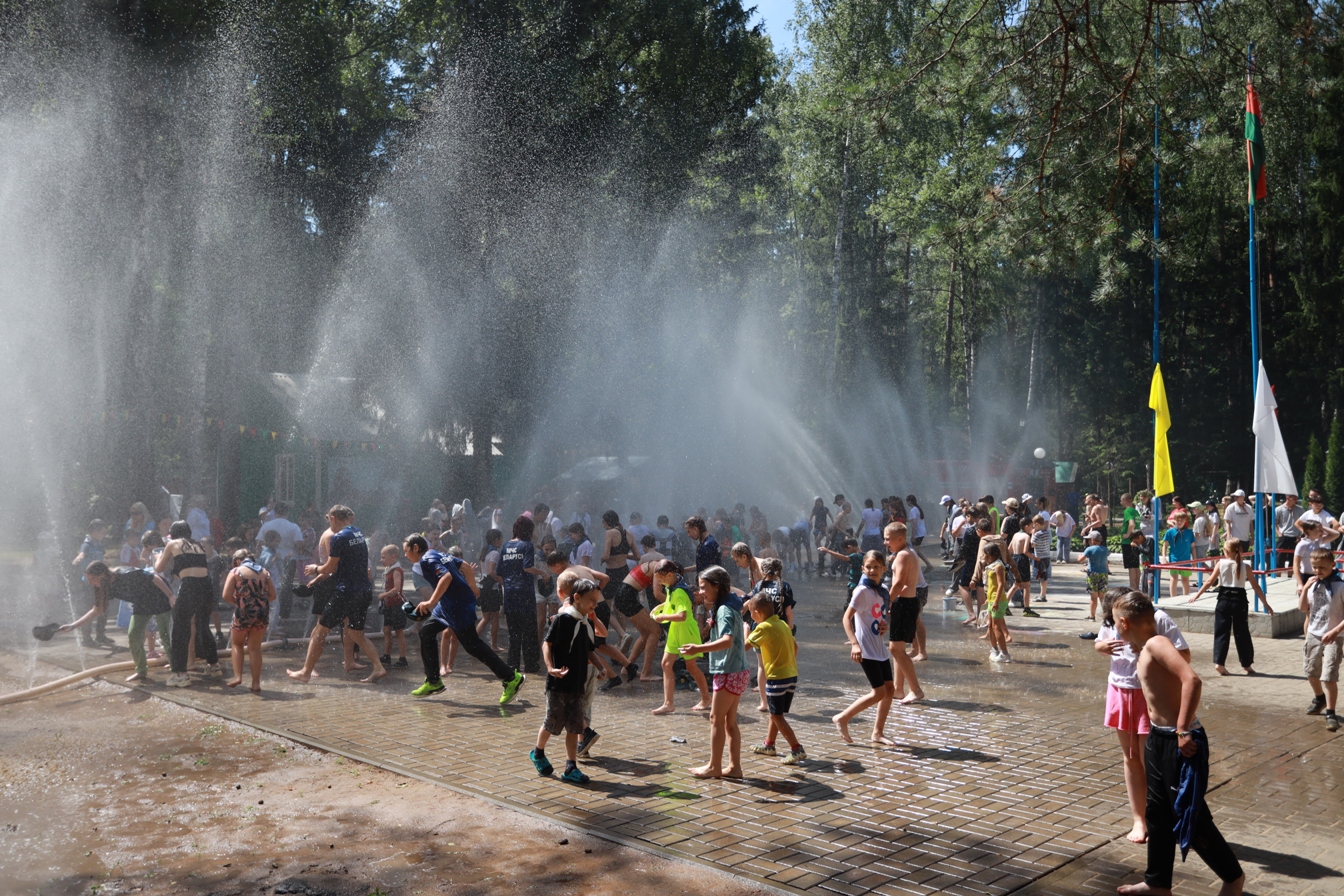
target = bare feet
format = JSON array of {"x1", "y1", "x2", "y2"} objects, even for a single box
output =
[
  {"x1": 651, "y1": 704, "x2": 674, "y2": 715},
  {"x1": 344, "y1": 662, "x2": 369, "y2": 672},
  {"x1": 722, "y1": 766, "x2": 743, "y2": 779},
  {"x1": 757, "y1": 704, "x2": 769, "y2": 713},
  {"x1": 1215, "y1": 665, "x2": 1229, "y2": 676},
  {"x1": 1117, "y1": 883, "x2": 1172, "y2": 895},
  {"x1": 639, "y1": 675, "x2": 659, "y2": 682},
  {"x1": 225, "y1": 677, "x2": 243, "y2": 688},
  {"x1": 1126, "y1": 822, "x2": 1148, "y2": 843},
  {"x1": 870, "y1": 734, "x2": 895, "y2": 746},
  {"x1": 899, "y1": 691, "x2": 925, "y2": 705},
  {"x1": 361, "y1": 667, "x2": 388, "y2": 684},
  {"x1": 286, "y1": 668, "x2": 312, "y2": 683},
  {"x1": 832, "y1": 713, "x2": 853, "y2": 744},
  {"x1": 1242, "y1": 667, "x2": 1257, "y2": 676},
  {"x1": 689, "y1": 764, "x2": 722, "y2": 779},
  {"x1": 910, "y1": 653, "x2": 927, "y2": 662},
  {"x1": 1217, "y1": 873, "x2": 1245, "y2": 896},
  {"x1": 250, "y1": 685, "x2": 261, "y2": 694},
  {"x1": 690, "y1": 701, "x2": 711, "y2": 712},
  {"x1": 439, "y1": 666, "x2": 454, "y2": 676}
]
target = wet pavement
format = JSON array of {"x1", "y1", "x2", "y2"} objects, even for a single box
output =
[{"x1": 8, "y1": 561, "x2": 1343, "y2": 896}]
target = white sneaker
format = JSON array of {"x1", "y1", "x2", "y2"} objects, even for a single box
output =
[
  {"x1": 989, "y1": 650, "x2": 1002, "y2": 662},
  {"x1": 999, "y1": 651, "x2": 1012, "y2": 664},
  {"x1": 167, "y1": 673, "x2": 191, "y2": 688}
]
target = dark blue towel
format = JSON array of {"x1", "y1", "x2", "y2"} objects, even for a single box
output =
[{"x1": 1173, "y1": 728, "x2": 1209, "y2": 859}]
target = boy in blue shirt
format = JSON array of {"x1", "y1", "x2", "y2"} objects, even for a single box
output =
[
  {"x1": 403, "y1": 535, "x2": 525, "y2": 705},
  {"x1": 1082, "y1": 531, "x2": 1110, "y2": 622},
  {"x1": 818, "y1": 537, "x2": 863, "y2": 598}
]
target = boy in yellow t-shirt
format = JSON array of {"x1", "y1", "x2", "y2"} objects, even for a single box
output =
[{"x1": 745, "y1": 594, "x2": 806, "y2": 765}]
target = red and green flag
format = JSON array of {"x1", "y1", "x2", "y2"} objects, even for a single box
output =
[{"x1": 1246, "y1": 80, "x2": 1267, "y2": 205}]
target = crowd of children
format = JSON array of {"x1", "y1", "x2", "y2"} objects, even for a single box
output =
[{"x1": 45, "y1": 486, "x2": 1344, "y2": 896}]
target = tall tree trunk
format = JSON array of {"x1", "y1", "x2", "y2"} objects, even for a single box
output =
[
  {"x1": 943, "y1": 257, "x2": 956, "y2": 395},
  {"x1": 825, "y1": 127, "x2": 850, "y2": 396},
  {"x1": 1025, "y1": 283, "x2": 1042, "y2": 413},
  {"x1": 960, "y1": 259, "x2": 975, "y2": 423}
]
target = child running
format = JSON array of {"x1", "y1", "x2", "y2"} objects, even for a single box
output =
[
  {"x1": 678, "y1": 565, "x2": 749, "y2": 779},
  {"x1": 1112, "y1": 591, "x2": 1245, "y2": 896},
  {"x1": 530, "y1": 579, "x2": 606, "y2": 784},
  {"x1": 832, "y1": 551, "x2": 896, "y2": 745},
  {"x1": 553, "y1": 566, "x2": 619, "y2": 758},
  {"x1": 222, "y1": 549, "x2": 277, "y2": 693},
  {"x1": 649, "y1": 559, "x2": 711, "y2": 714},
  {"x1": 1094, "y1": 587, "x2": 1191, "y2": 844},
  {"x1": 745, "y1": 593, "x2": 806, "y2": 765}
]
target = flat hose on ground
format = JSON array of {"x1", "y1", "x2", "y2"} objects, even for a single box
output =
[{"x1": 0, "y1": 631, "x2": 386, "y2": 706}]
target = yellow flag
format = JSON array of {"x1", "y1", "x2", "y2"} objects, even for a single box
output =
[{"x1": 1149, "y1": 364, "x2": 1174, "y2": 496}]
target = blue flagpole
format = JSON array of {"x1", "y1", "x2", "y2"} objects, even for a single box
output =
[
  {"x1": 1152, "y1": 16, "x2": 1162, "y2": 603},
  {"x1": 1248, "y1": 43, "x2": 1266, "y2": 607}
]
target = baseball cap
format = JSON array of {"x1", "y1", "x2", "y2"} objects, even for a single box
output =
[
  {"x1": 940, "y1": 495, "x2": 952, "y2": 504},
  {"x1": 1232, "y1": 489, "x2": 1246, "y2": 497},
  {"x1": 1088, "y1": 530, "x2": 1103, "y2": 541}
]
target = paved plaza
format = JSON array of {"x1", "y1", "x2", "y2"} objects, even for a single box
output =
[{"x1": 9, "y1": 563, "x2": 1344, "y2": 896}]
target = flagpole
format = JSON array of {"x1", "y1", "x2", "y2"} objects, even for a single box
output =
[
  {"x1": 1247, "y1": 42, "x2": 1266, "y2": 605},
  {"x1": 1152, "y1": 15, "x2": 1162, "y2": 602}
]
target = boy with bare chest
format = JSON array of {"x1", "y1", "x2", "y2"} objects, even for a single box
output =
[{"x1": 1113, "y1": 592, "x2": 1244, "y2": 896}]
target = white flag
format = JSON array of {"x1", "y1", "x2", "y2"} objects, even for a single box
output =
[{"x1": 1252, "y1": 361, "x2": 1298, "y2": 495}]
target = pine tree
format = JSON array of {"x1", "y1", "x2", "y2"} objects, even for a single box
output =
[
  {"x1": 1304, "y1": 433, "x2": 1326, "y2": 499},
  {"x1": 1326, "y1": 416, "x2": 1344, "y2": 509}
]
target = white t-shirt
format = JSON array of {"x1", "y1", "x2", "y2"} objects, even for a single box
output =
[
  {"x1": 1294, "y1": 537, "x2": 1333, "y2": 576},
  {"x1": 1300, "y1": 508, "x2": 1338, "y2": 532},
  {"x1": 907, "y1": 505, "x2": 926, "y2": 539},
  {"x1": 1192, "y1": 516, "x2": 1213, "y2": 547},
  {"x1": 860, "y1": 508, "x2": 883, "y2": 536},
  {"x1": 1304, "y1": 577, "x2": 1344, "y2": 639},
  {"x1": 483, "y1": 548, "x2": 501, "y2": 578},
  {"x1": 1213, "y1": 557, "x2": 1253, "y2": 587},
  {"x1": 1052, "y1": 511, "x2": 1075, "y2": 538},
  {"x1": 1224, "y1": 502, "x2": 1254, "y2": 542},
  {"x1": 848, "y1": 581, "x2": 889, "y2": 661},
  {"x1": 570, "y1": 539, "x2": 594, "y2": 569},
  {"x1": 1100, "y1": 609, "x2": 1189, "y2": 689},
  {"x1": 257, "y1": 517, "x2": 304, "y2": 560}
]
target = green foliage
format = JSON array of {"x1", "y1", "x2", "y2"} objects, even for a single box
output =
[
  {"x1": 1327, "y1": 416, "x2": 1344, "y2": 508},
  {"x1": 1304, "y1": 433, "x2": 1326, "y2": 500}
]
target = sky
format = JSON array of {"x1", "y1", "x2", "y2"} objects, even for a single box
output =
[{"x1": 750, "y1": 0, "x2": 800, "y2": 51}]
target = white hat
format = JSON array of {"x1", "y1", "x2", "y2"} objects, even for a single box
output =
[
  {"x1": 940, "y1": 495, "x2": 953, "y2": 504},
  {"x1": 1088, "y1": 530, "x2": 1103, "y2": 540},
  {"x1": 1021, "y1": 493, "x2": 1034, "y2": 503},
  {"x1": 1232, "y1": 489, "x2": 1246, "y2": 497}
]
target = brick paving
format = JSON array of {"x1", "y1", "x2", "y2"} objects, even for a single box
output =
[{"x1": 12, "y1": 561, "x2": 1344, "y2": 895}]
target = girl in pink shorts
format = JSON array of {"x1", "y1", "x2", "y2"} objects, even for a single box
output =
[
  {"x1": 1094, "y1": 588, "x2": 1190, "y2": 844},
  {"x1": 679, "y1": 565, "x2": 750, "y2": 779}
]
